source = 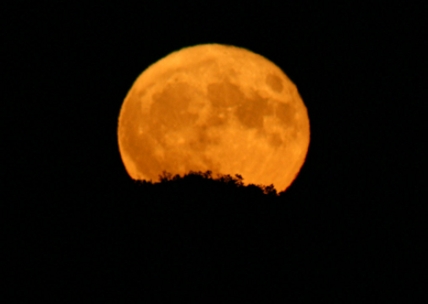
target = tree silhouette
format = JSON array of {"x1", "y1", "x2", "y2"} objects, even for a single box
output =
[{"x1": 155, "y1": 170, "x2": 278, "y2": 197}]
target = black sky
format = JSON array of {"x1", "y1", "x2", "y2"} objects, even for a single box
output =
[{"x1": 5, "y1": 1, "x2": 424, "y2": 301}]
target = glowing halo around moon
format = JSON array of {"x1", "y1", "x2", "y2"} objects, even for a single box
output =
[{"x1": 117, "y1": 44, "x2": 310, "y2": 192}]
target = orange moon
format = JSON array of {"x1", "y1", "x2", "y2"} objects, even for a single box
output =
[{"x1": 117, "y1": 44, "x2": 310, "y2": 192}]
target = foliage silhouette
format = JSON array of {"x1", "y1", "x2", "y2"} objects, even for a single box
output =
[{"x1": 154, "y1": 170, "x2": 278, "y2": 197}]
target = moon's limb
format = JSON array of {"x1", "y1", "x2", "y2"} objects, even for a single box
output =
[{"x1": 118, "y1": 44, "x2": 310, "y2": 191}]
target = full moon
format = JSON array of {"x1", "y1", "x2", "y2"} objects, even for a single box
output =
[{"x1": 118, "y1": 44, "x2": 310, "y2": 192}]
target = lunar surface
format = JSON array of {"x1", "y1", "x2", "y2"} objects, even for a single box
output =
[{"x1": 118, "y1": 44, "x2": 310, "y2": 192}]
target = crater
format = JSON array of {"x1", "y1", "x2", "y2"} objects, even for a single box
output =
[
  {"x1": 275, "y1": 102, "x2": 296, "y2": 125},
  {"x1": 188, "y1": 126, "x2": 219, "y2": 151},
  {"x1": 207, "y1": 110, "x2": 228, "y2": 127},
  {"x1": 235, "y1": 93, "x2": 271, "y2": 129},
  {"x1": 268, "y1": 132, "x2": 283, "y2": 148},
  {"x1": 266, "y1": 74, "x2": 283, "y2": 93},
  {"x1": 150, "y1": 82, "x2": 199, "y2": 130},
  {"x1": 207, "y1": 81, "x2": 245, "y2": 108},
  {"x1": 123, "y1": 133, "x2": 163, "y2": 181}
]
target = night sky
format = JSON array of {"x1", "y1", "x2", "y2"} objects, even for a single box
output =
[{"x1": 5, "y1": 2, "x2": 424, "y2": 301}]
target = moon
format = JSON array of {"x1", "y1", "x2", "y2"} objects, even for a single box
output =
[{"x1": 117, "y1": 44, "x2": 310, "y2": 192}]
